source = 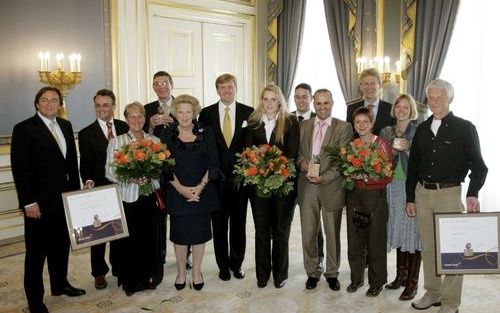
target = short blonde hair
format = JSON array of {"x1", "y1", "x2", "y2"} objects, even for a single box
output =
[
  {"x1": 215, "y1": 73, "x2": 238, "y2": 89},
  {"x1": 391, "y1": 94, "x2": 418, "y2": 120},
  {"x1": 124, "y1": 101, "x2": 145, "y2": 118},
  {"x1": 171, "y1": 94, "x2": 201, "y2": 117},
  {"x1": 359, "y1": 68, "x2": 381, "y2": 86}
]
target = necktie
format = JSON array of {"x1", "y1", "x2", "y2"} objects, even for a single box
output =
[
  {"x1": 106, "y1": 121, "x2": 114, "y2": 141},
  {"x1": 298, "y1": 115, "x2": 304, "y2": 122},
  {"x1": 312, "y1": 121, "x2": 326, "y2": 156},
  {"x1": 50, "y1": 121, "x2": 63, "y2": 152},
  {"x1": 223, "y1": 106, "x2": 232, "y2": 147},
  {"x1": 367, "y1": 104, "x2": 375, "y2": 122}
]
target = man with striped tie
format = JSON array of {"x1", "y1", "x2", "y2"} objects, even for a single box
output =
[{"x1": 78, "y1": 89, "x2": 129, "y2": 290}]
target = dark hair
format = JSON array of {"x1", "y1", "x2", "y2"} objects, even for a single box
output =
[
  {"x1": 93, "y1": 89, "x2": 116, "y2": 105},
  {"x1": 313, "y1": 88, "x2": 333, "y2": 101},
  {"x1": 153, "y1": 71, "x2": 173, "y2": 85},
  {"x1": 295, "y1": 83, "x2": 312, "y2": 94},
  {"x1": 353, "y1": 106, "x2": 373, "y2": 123},
  {"x1": 34, "y1": 86, "x2": 63, "y2": 108}
]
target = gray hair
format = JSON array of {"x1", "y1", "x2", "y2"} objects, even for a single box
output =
[{"x1": 426, "y1": 79, "x2": 454, "y2": 103}]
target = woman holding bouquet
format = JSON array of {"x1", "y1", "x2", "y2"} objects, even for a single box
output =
[
  {"x1": 380, "y1": 94, "x2": 421, "y2": 300},
  {"x1": 244, "y1": 84, "x2": 299, "y2": 288},
  {"x1": 105, "y1": 102, "x2": 164, "y2": 296},
  {"x1": 161, "y1": 94, "x2": 221, "y2": 291},
  {"x1": 346, "y1": 107, "x2": 393, "y2": 297}
]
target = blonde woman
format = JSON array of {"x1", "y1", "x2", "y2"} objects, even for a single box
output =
[{"x1": 245, "y1": 84, "x2": 299, "y2": 289}]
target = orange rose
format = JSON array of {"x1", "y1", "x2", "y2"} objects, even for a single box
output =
[
  {"x1": 351, "y1": 158, "x2": 362, "y2": 168},
  {"x1": 157, "y1": 152, "x2": 166, "y2": 160},
  {"x1": 134, "y1": 150, "x2": 146, "y2": 161},
  {"x1": 151, "y1": 143, "x2": 162, "y2": 152},
  {"x1": 279, "y1": 155, "x2": 288, "y2": 164},
  {"x1": 373, "y1": 162, "x2": 382, "y2": 173},
  {"x1": 281, "y1": 168, "x2": 289, "y2": 178},
  {"x1": 248, "y1": 167, "x2": 258, "y2": 176},
  {"x1": 353, "y1": 138, "x2": 363, "y2": 147},
  {"x1": 347, "y1": 154, "x2": 354, "y2": 162},
  {"x1": 359, "y1": 149, "x2": 367, "y2": 158}
]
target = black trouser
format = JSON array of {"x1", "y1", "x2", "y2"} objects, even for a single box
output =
[
  {"x1": 211, "y1": 185, "x2": 248, "y2": 272},
  {"x1": 346, "y1": 188, "x2": 388, "y2": 288},
  {"x1": 24, "y1": 200, "x2": 70, "y2": 311},
  {"x1": 250, "y1": 193, "x2": 294, "y2": 283}
]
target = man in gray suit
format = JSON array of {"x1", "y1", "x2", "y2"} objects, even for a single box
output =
[{"x1": 297, "y1": 89, "x2": 353, "y2": 291}]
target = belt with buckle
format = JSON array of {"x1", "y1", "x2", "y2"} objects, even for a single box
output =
[{"x1": 421, "y1": 181, "x2": 461, "y2": 190}]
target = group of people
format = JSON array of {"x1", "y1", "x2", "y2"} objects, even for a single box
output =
[{"x1": 11, "y1": 68, "x2": 487, "y2": 313}]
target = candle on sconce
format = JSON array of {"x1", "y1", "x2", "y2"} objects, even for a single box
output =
[
  {"x1": 76, "y1": 54, "x2": 81, "y2": 72},
  {"x1": 44, "y1": 51, "x2": 50, "y2": 71},
  {"x1": 360, "y1": 57, "x2": 366, "y2": 73},
  {"x1": 69, "y1": 53, "x2": 76, "y2": 72},
  {"x1": 38, "y1": 52, "x2": 44, "y2": 71},
  {"x1": 396, "y1": 60, "x2": 402, "y2": 75},
  {"x1": 383, "y1": 56, "x2": 390, "y2": 73},
  {"x1": 55, "y1": 52, "x2": 64, "y2": 70}
]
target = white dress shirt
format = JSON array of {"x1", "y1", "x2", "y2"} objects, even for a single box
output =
[{"x1": 263, "y1": 114, "x2": 277, "y2": 143}]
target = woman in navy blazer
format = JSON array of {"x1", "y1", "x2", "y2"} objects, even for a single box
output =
[{"x1": 244, "y1": 84, "x2": 299, "y2": 289}]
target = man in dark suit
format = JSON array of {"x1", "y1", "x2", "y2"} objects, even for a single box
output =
[
  {"x1": 291, "y1": 83, "x2": 325, "y2": 272},
  {"x1": 198, "y1": 73, "x2": 253, "y2": 281},
  {"x1": 78, "y1": 89, "x2": 129, "y2": 290},
  {"x1": 143, "y1": 71, "x2": 175, "y2": 137},
  {"x1": 11, "y1": 87, "x2": 86, "y2": 313},
  {"x1": 346, "y1": 68, "x2": 393, "y2": 135}
]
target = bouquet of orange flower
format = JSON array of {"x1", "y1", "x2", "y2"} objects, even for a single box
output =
[
  {"x1": 325, "y1": 138, "x2": 392, "y2": 190},
  {"x1": 233, "y1": 144, "x2": 296, "y2": 198},
  {"x1": 112, "y1": 138, "x2": 175, "y2": 195}
]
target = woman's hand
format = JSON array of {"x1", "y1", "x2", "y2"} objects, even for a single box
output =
[{"x1": 130, "y1": 177, "x2": 150, "y2": 185}]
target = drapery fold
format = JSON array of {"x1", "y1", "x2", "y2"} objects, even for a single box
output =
[
  {"x1": 277, "y1": 0, "x2": 307, "y2": 100},
  {"x1": 323, "y1": 0, "x2": 361, "y2": 102},
  {"x1": 406, "y1": 0, "x2": 460, "y2": 121}
]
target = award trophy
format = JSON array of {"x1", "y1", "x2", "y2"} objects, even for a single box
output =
[
  {"x1": 307, "y1": 155, "x2": 320, "y2": 178},
  {"x1": 392, "y1": 137, "x2": 407, "y2": 151}
]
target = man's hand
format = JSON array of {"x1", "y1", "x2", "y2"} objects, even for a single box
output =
[
  {"x1": 84, "y1": 180, "x2": 94, "y2": 189},
  {"x1": 25, "y1": 203, "x2": 41, "y2": 219},
  {"x1": 466, "y1": 197, "x2": 480, "y2": 213},
  {"x1": 150, "y1": 114, "x2": 174, "y2": 129},
  {"x1": 307, "y1": 175, "x2": 323, "y2": 185},
  {"x1": 298, "y1": 159, "x2": 309, "y2": 172},
  {"x1": 406, "y1": 202, "x2": 416, "y2": 217}
]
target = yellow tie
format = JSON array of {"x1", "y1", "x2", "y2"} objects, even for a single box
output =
[
  {"x1": 223, "y1": 106, "x2": 232, "y2": 147},
  {"x1": 50, "y1": 121, "x2": 63, "y2": 152}
]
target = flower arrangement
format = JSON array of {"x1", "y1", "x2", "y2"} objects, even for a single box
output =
[
  {"x1": 325, "y1": 138, "x2": 392, "y2": 190},
  {"x1": 112, "y1": 138, "x2": 175, "y2": 195},
  {"x1": 233, "y1": 144, "x2": 296, "y2": 198}
]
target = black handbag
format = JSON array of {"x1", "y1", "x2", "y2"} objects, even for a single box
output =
[{"x1": 352, "y1": 210, "x2": 371, "y2": 229}]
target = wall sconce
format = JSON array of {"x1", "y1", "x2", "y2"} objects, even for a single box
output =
[
  {"x1": 38, "y1": 51, "x2": 82, "y2": 119},
  {"x1": 356, "y1": 56, "x2": 402, "y2": 84}
]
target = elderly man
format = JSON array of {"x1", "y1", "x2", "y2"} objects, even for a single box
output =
[
  {"x1": 11, "y1": 87, "x2": 85, "y2": 313},
  {"x1": 144, "y1": 71, "x2": 176, "y2": 136},
  {"x1": 405, "y1": 79, "x2": 487, "y2": 313},
  {"x1": 79, "y1": 89, "x2": 129, "y2": 289},
  {"x1": 297, "y1": 89, "x2": 353, "y2": 290},
  {"x1": 346, "y1": 68, "x2": 393, "y2": 135},
  {"x1": 198, "y1": 73, "x2": 253, "y2": 281}
]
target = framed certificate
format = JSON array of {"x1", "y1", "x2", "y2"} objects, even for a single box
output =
[
  {"x1": 62, "y1": 184, "x2": 129, "y2": 250},
  {"x1": 434, "y1": 212, "x2": 500, "y2": 275}
]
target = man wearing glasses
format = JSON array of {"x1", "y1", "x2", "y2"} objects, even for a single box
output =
[{"x1": 144, "y1": 71, "x2": 176, "y2": 137}]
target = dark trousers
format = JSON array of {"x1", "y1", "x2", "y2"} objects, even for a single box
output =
[
  {"x1": 250, "y1": 193, "x2": 294, "y2": 283},
  {"x1": 346, "y1": 188, "x2": 388, "y2": 288},
  {"x1": 91, "y1": 242, "x2": 115, "y2": 277},
  {"x1": 24, "y1": 203, "x2": 70, "y2": 311},
  {"x1": 211, "y1": 187, "x2": 248, "y2": 272}
]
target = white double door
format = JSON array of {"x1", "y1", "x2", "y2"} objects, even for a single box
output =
[{"x1": 150, "y1": 7, "x2": 251, "y2": 107}]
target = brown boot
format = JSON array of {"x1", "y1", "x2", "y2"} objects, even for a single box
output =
[
  {"x1": 386, "y1": 248, "x2": 408, "y2": 289},
  {"x1": 400, "y1": 251, "x2": 421, "y2": 301}
]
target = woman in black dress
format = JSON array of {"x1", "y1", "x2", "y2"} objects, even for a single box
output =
[
  {"x1": 245, "y1": 84, "x2": 299, "y2": 289},
  {"x1": 161, "y1": 94, "x2": 220, "y2": 291}
]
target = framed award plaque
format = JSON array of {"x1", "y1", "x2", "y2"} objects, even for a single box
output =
[
  {"x1": 434, "y1": 212, "x2": 500, "y2": 275},
  {"x1": 62, "y1": 184, "x2": 129, "y2": 250}
]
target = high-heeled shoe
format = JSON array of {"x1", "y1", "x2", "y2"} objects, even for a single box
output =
[
  {"x1": 174, "y1": 273, "x2": 186, "y2": 291},
  {"x1": 192, "y1": 273, "x2": 204, "y2": 291}
]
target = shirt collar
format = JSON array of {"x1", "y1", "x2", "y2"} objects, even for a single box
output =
[
  {"x1": 218, "y1": 100, "x2": 236, "y2": 111},
  {"x1": 314, "y1": 116, "x2": 332, "y2": 127}
]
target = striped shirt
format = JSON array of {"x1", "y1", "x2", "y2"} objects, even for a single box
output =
[{"x1": 105, "y1": 131, "x2": 160, "y2": 203}]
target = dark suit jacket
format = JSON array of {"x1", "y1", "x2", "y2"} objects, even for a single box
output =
[
  {"x1": 11, "y1": 114, "x2": 80, "y2": 212},
  {"x1": 79, "y1": 119, "x2": 129, "y2": 187},
  {"x1": 198, "y1": 102, "x2": 254, "y2": 181},
  {"x1": 244, "y1": 115, "x2": 300, "y2": 161},
  {"x1": 346, "y1": 99, "x2": 393, "y2": 135},
  {"x1": 143, "y1": 98, "x2": 176, "y2": 137}
]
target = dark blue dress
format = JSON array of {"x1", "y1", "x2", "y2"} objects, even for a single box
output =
[{"x1": 161, "y1": 122, "x2": 221, "y2": 245}]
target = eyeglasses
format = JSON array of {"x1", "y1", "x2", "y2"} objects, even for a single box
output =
[{"x1": 153, "y1": 81, "x2": 170, "y2": 87}]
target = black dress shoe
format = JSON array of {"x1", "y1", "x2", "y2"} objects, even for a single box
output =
[
  {"x1": 218, "y1": 270, "x2": 231, "y2": 281},
  {"x1": 192, "y1": 273, "x2": 204, "y2": 291},
  {"x1": 257, "y1": 280, "x2": 268, "y2": 288},
  {"x1": 346, "y1": 281, "x2": 364, "y2": 293},
  {"x1": 174, "y1": 273, "x2": 187, "y2": 290},
  {"x1": 305, "y1": 277, "x2": 319, "y2": 290},
  {"x1": 366, "y1": 285, "x2": 383, "y2": 297},
  {"x1": 326, "y1": 277, "x2": 340, "y2": 291},
  {"x1": 52, "y1": 284, "x2": 86, "y2": 297},
  {"x1": 274, "y1": 280, "x2": 286, "y2": 289},
  {"x1": 94, "y1": 275, "x2": 107, "y2": 290},
  {"x1": 231, "y1": 268, "x2": 245, "y2": 279}
]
